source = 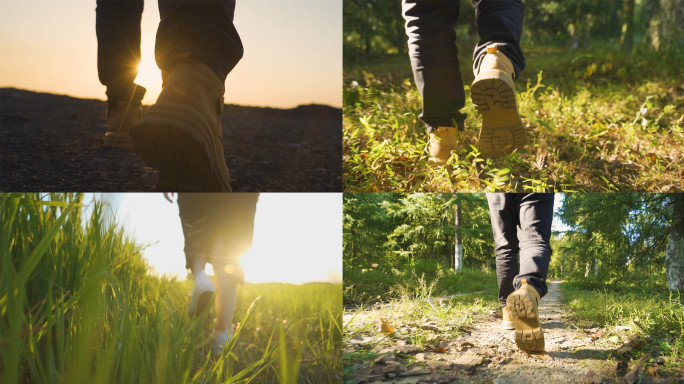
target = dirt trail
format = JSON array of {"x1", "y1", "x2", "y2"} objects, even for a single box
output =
[
  {"x1": 344, "y1": 280, "x2": 669, "y2": 384},
  {"x1": 0, "y1": 88, "x2": 341, "y2": 192}
]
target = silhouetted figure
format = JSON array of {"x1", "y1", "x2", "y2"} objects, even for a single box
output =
[
  {"x1": 173, "y1": 192, "x2": 259, "y2": 356},
  {"x1": 97, "y1": 0, "x2": 242, "y2": 191}
]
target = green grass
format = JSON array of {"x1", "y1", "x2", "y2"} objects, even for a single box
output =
[
  {"x1": 343, "y1": 267, "x2": 499, "y2": 381},
  {"x1": 562, "y1": 278, "x2": 684, "y2": 372},
  {"x1": 343, "y1": 261, "x2": 498, "y2": 306},
  {"x1": 0, "y1": 193, "x2": 342, "y2": 384},
  {"x1": 343, "y1": 44, "x2": 683, "y2": 192}
]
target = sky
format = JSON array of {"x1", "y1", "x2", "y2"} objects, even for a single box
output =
[
  {"x1": 89, "y1": 193, "x2": 342, "y2": 284},
  {"x1": 0, "y1": 0, "x2": 342, "y2": 108}
]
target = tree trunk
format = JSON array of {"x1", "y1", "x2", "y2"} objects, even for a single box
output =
[
  {"x1": 454, "y1": 204, "x2": 463, "y2": 272},
  {"x1": 666, "y1": 193, "x2": 684, "y2": 290},
  {"x1": 649, "y1": 0, "x2": 684, "y2": 51},
  {"x1": 621, "y1": 0, "x2": 635, "y2": 50}
]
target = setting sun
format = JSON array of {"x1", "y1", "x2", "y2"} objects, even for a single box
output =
[{"x1": 98, "y1": 193, "x2": 341, "y2": 284}]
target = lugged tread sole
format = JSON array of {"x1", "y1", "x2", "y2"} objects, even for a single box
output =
[
  {"x1": 471, "y1": 75, "x2": 528, "y2": 157},
  {"x1": 103, "y1": 131, "x2": 134, "y2": 150},
  {"x1": 131, "y1": 103, "x2": 231, "y2": 192},
  {"x1": 506, "y1": 287, "x2": 545, "y2": 353}
]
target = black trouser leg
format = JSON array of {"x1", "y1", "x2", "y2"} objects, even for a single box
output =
[
  {"x1": 488, "y1": 193, "x2": 553, "y2": 306},
  {"x1": 471, "y1": 0, "x2": 525, "y2": 77},
  {"x1": 96, "y1": 0, "x2": 145, "y2": 106},
  {"x1": 402, "y1": 0, "x2": 467, "y2": 132},
  {"x1": 156, "y1": 0, "x2": 243, "y2": 82}
]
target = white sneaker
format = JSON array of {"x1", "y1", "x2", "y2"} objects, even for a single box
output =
[
  {"x1": 211, "y1": 325, "x2": 235, "y2": 357},
  {"x1": 188, "y1": 271, "x2": 215, "y2": 316}
]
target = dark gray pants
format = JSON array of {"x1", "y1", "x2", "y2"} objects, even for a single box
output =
[
  {"x1": 96, "y1": 0, "x2": 243, "y2": 106},
  {"x1": 487, "y1": 193, "x2": 553, "y2": 307},
  {"x1": 178, "y1": 193, "x2": 259, "y2": 281},
  {"x1": 402, "y1": 0, "x2": 525, "y2": 132}
]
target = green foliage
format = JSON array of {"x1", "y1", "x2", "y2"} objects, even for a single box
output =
[
  {"x1": 343, "y1": 193, "x2": 493, "y2": 274},
  {"x1": 563, "y1": 278, "x2": 684, "y2": 369},
  {"x1": 343, "y1": 45, "x2": 683, "y2": 192},
  {"x1": 554, "y1": 193, "x2": 672, "y2": 281},
  {"x1": 343, "y1": 257, "x2": 497, "y2": 306},
  {"x1": 0, "y1": 193, "x2": 342, "y2": 384}
]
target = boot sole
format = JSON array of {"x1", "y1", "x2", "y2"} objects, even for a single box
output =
[
  {"x1": 103, "y1": 131, "x2": 134, "y2": 150},
  {"x1": 506, "y1": 291, "x2": 544, "y2": 352},
  {"x1": 471, "y1": 72, "x2": 528, "y2": 157},
  {"x1": 131, "y1": 102, "x2": 231, "y2": 192},
  {"x1": 188, "y1": 290, "x2": 214, "y2": 317}
]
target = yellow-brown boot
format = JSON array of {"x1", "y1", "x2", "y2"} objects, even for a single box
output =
[
  {"x1": 506, "y1": 278, "x2": 544, "y2": 352},
  {"x1": 428, "y1": 126, "x2": 461, "y2": 166},
  {"x1": 131, "y1": 55, "x2": 232, "y2": 191},
  {"x1": 103, "y1": 85, "x2": 146, "y2": 150},
  {"x1": 471, "y1": 45, "x2": 528, "y2": 157}
]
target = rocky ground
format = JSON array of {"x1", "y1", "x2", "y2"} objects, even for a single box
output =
[
  {"x1": 0, "y1": 88, "x2": 341, "y2": 192},
  {"x1": 344, "y1": 280, "x2": 680, "y2": 384}
]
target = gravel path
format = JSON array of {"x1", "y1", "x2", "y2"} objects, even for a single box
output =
[
  {"x1": 0, "y1": 88, "x2": 341, "y2": 192},
  {"x1": 344, "y1": 280, "x2": 674, "y2": 384}
]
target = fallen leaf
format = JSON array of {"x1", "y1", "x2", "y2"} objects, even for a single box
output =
[
  {"x1": 432, "y1": 347, "x2": 448, "y2": 353},
  {"x1": 378, "y1": 318, "x2": 394, "y2": 335},
  {"x1": 529, "y1": 351, "x2": 553, "y2": 361},
  {"x1": 646, "y1": 365, "x2": 659, "y2": 377}
]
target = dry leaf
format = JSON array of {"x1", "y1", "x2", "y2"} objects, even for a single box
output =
[
  {"x1": 378, "y1": 318, "x2": 395, "y2": 335},
  {"x1": 432, "y1": 347, "x2": 448, "y2": 353}
]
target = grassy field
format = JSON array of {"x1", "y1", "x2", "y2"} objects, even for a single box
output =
[
  {"x1": 562, "y1": 278, "x2": 684, "y2": 370},
  {"x1": 343, "y1": 44, "x2": 683, "y2": 192},
  {"x1": 0, "y1": 193, "x2": 342, "y2": 384}
]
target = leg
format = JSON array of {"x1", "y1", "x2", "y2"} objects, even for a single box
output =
[
  {"x1": 96, "y1": 0, "x2": 147, "y2": 148},
  {"x1": 130, "y1": 0, "x2": 243, "y2": 191},
  {"x1": 487, "y1": 193, "x2": 520, "y2": 307},
  {"x1": 514, "y1": 193, "x2": 554, "y2": 297},
  {"x1": 471, "y1": 0, "x2": 525, "y2": 76},
  {"x1": 156, "y1": 0, "x2": 243, "y2": 81},
  {"x1": 402, "y1": 0, "x2": 466, "y2": 133},
  {"x1": 470, "y1": 0, "x2": 527, "y2": 156},
  {"x1": 96, "y1": 0, "x2": 145, "y2": 100}
]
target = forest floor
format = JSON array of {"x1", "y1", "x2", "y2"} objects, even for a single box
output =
[
  {"x1": 343, "y1": 280, "x2": 681, "y2": 384},
  {"x1": 0, "y1": 88, "x2": 342, "y2": 192},
  {"x1": 343, "y1": 46, "x2": 683, "y2": 192}
]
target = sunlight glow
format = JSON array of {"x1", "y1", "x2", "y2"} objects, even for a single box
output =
[
  {"x1": 0, "y1": 0, "x2": 342, "y2": 108},
  {"x1": 101, "y1": 193, "x2": 341, "y2": 284}
]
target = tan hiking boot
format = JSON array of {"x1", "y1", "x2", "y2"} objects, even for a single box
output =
[
  {"x1": 506, "y1": 278, "x2": 544, "y2": 352},
  {"x1": 131, "y1": 56, "x2": 232, "y2": 191},
  {"x1": 103, "y1": 85, "x2": 145, "y2": 150},
  {"x1": 471, "y1": 45, "x2": 528, "y2": 157},
  {"x1": 428, "y1": 126, "x2": 461, "y2": 165},
  {"x1": 501, "y1": 306, "x2": 515, "y2": 330}
]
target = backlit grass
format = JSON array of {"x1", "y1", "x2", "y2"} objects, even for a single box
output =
[
  {"x1": 343, "y1": 45, "x2": 683, "y2": 192},
  {"x1": 0, "y1": 193, "x2": 342, "y2": 384}
]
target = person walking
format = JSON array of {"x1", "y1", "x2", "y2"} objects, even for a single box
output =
[
  {"x1": 166, "y1": 192, "x2": 259, "y2": 356},
  {"x1": 487, "y1": 193, "x2": 553, "y2": 353},
  {"x1": 402, "y1": 0, "x2": 528, "y2": 163},
  {"x1": 97, "y1": 0, "x2": 242, "y2": 191}
]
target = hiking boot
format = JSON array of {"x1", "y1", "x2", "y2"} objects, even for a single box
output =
[
  {"x1": 428, "y1": 126, "x2": 462, "y2": 166},
  {"x1": 188, "y1": 271, "x2": 215, "y2": 317},
  {"x1": 131, "y1": 55, "x2": 232, "y2": 191},
  {"x1": 471, "y1": 45, "x2": 528, "y2": 157},
  {"x1": 501, "y1": 306, "x2": 515, "y2": 330},
  {"x1": 506, "y1": 278, "x2": 544, "y2": 352},
  {"x1": 103, "y1": 85, "x2": 146, "y2": 150}
]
